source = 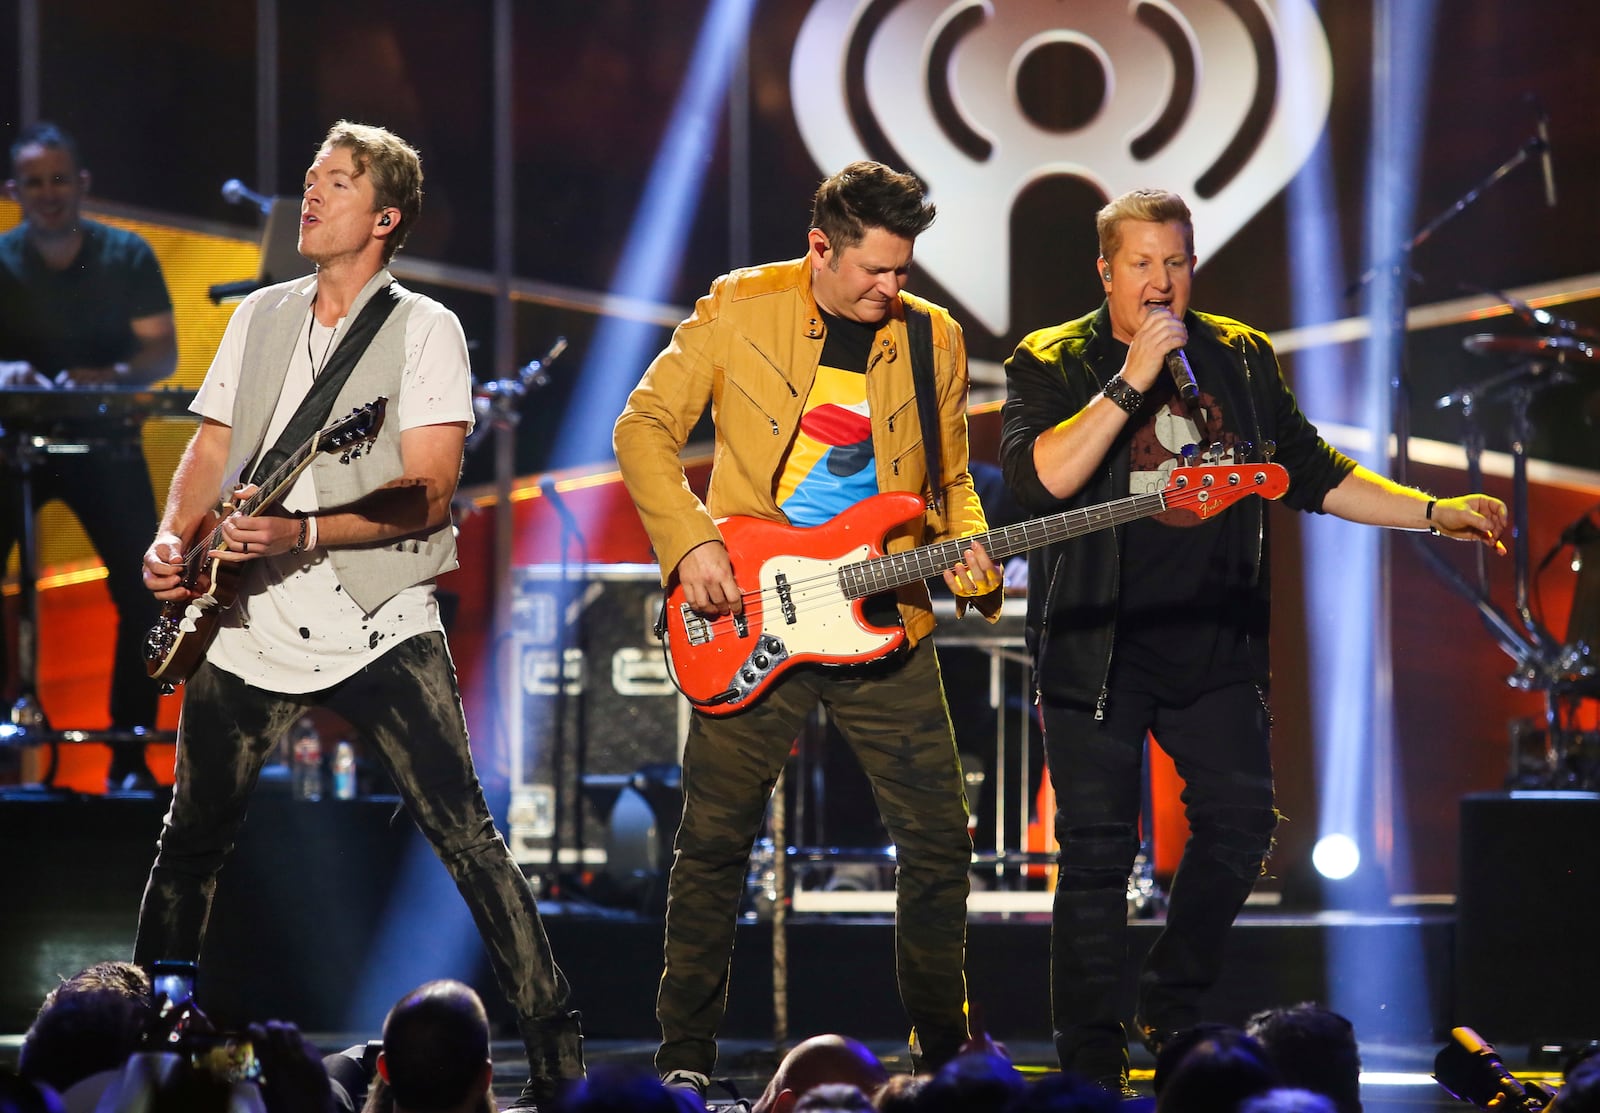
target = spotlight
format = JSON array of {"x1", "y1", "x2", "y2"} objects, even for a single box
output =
[{"x1": 1313, "y1": 833, "x2": 1361, "y2": 880}]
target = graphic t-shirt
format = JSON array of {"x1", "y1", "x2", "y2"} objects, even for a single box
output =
[
  {"x1": 1107, "y1": 338, "x2": 1256, "y2": 702},
  {"x1": 775, "y1": 310, "x2": 878, "y2": 527}
]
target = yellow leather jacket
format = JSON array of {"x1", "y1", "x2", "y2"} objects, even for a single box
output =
[{"x1": 613, "y1": 255, "x2": 999, "y2": 644}]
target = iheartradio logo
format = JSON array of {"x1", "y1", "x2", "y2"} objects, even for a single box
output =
[{"x1": 790, "y1": 0, "x2": 1333, "y2": 336}]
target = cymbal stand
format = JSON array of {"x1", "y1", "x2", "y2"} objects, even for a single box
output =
[
  {"x1": 4, "y1": 433, "x2": 52, "y2": 738},
  {"x1": 1430, "y1": 359, "x2": 1582, "y2": 779}
]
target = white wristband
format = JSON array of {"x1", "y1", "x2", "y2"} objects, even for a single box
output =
[{"x1": 306, "y1": 515, "x2": 320, "y2": 550}]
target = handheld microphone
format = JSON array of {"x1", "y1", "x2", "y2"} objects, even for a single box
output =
[
  {"x1": 220, "y1": 178, "x2": 273, "y2": 216},
  {"x1": 1166, "y1": 348, "x2": 1200, "y2": 404}
]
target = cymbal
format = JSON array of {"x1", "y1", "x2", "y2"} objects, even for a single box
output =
[{"x1": 1463, "y1": 333, "x2": 1598, "y2": 362}]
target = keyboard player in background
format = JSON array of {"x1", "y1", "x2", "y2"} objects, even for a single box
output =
[{"x1": 0, "y1": 122, "x2": 177, "y2": 790}]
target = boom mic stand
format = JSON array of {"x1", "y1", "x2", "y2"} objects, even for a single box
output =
[
  {"x1": 1356, "y1": 124, "x2": 1575, "y2": 777},
  {"x1": 469, "y1": 336, "x2": 568, "y2": 631}
]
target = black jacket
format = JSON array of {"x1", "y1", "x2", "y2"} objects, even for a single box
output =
[{"x1": 998, "y1": 303, "x2": 1355, "y2": 709}]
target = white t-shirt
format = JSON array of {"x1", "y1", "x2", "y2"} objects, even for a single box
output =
[{"x1": 192, "y1": 285, "x2": 475, "y2": 692}]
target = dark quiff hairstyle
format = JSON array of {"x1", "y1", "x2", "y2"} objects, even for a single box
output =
[
  {"x1": 9, "y1": 121, "x2": 82, "y2": 176},
  {"x1": 1095, "y1": 188, "x2": 1194, "y2": 262},
  {"x1": 319, "y1": 120, "x2": 423, "y2": 264},
  {"x1": 810, "y1": 160, "x2": 936, "y2": 257}
]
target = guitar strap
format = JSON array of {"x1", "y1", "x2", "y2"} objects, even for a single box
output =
[
  {"x1": 904, "y1": 303, "x2": 944, "y2": 516},
  {"x1": 245, "y1": 282, "x2": 401, "y2": 487}
]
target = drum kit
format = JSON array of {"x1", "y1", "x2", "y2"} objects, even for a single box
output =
[
  {"x1": 0, "y1": 384, "x2": 192, "y2": 783},
  {"x1": 1436, "y1": 300, "x2": 1600, "y2": 787}
]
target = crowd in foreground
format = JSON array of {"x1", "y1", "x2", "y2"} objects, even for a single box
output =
[{"x1": 2, "y1": 959, "x2": 1598, "y2": 1113}]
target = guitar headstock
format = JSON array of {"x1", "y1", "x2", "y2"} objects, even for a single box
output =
[
  {"x1": 1163, "y1": 462, "x2": 1289, "y2": 518},
  {"x1": 317, "y1": 396, "x2": 389, "y2": 462}
]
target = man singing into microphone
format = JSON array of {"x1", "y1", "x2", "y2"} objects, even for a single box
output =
[{"x1": 998, "y1": 188, "x2": 1508, "y2": 1097}]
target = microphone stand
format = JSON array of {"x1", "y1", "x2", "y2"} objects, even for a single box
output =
[
  {"x1": 472, "y1": 337, "x2": 567, "y2": 609},
  {"x1": 1346, "y1": 128, "x2": 1546, "y2": 486},
  {"x1": 1352, "y1": 130, "x2": 1569, "y2": 775},
  {"x1": 537, "y1": 475, "x2": 589, "y2": 882},
  {"x1": 468, "y1": 338, "x2": 566, "y2": 877}
]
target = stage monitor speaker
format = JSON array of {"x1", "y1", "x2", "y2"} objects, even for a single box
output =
[
  {"x1": 1455, "y1": 790, "x2": 1600, "y2": 1043},
  {"x1": 507, "y1": 564, "x2": 686, "y2": 872}
]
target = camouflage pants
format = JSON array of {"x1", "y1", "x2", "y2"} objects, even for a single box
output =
[{"x1": 655, "y1": 641, "x2": 972, "y2": 1076}]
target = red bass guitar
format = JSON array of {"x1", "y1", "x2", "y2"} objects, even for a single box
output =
[{"x1": 664, "y1": 461, "x2": 1289, "y2": 715}]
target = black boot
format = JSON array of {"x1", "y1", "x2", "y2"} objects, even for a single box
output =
[{"x1": 506, "y1": 1010, "x2": 585, "y2": 1111}]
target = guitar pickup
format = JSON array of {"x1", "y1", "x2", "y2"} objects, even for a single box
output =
[
  {"x1": 732, "y1": 611, "x2": 748, "y2": 638},
  {"x1": 679, "y1": 604, "x2": 713, "y2": 646},
  {"x1": 774, "y1": 572, "x2": 797, "y2": 624}
]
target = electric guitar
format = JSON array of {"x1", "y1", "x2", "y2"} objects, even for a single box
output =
[
  {"x1": 143, "y1": 398, "x2": 388, "y2": 687},
  {"x1": 664, "y1": 461, "x2": 1289, "y2": 715}
]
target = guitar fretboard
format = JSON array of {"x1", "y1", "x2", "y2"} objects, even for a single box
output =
[
  {"x1": 193, "y1": 440, "x2": 318, "y2": 558},
  {"x1": 837, "y1": 489, "x2": 1168, "y2": 599}
]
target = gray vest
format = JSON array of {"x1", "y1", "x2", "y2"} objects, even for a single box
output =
[{"x1": 220, "y1": 268, "x2": 459, "y2": 616}]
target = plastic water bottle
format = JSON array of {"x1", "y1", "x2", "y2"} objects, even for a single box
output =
[
  {"x1": 291, "y1": 718, "x2": 324, "y2": 801},
  {"x1": 331, "y1": 740, "x2": 357, "y2": 800}
]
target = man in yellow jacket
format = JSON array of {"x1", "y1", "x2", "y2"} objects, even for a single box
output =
[{"x1": 614, "y1": 161, "x2": 1000, "y2": 1099}]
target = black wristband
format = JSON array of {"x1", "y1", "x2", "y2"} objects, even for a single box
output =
[
  {"x1": 1426, "y1": 499, "x2": 1440, "y2": 536},
  {"x1": 1103, "y1": 374, "x2": 1144, "y2": 416},
  {"x1": 290, "y1": 515, "x2": 310, "y2": 554}
]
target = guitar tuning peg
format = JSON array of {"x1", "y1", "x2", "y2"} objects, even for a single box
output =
[
  {"x1": 1180, "y1": 443, "x2": 1200, "y2": 464},
  {"x1": 1238, "y1": 440, "x2": 1254, "y2": 460},
  {"x1": 1208, "y1": 440, "x2": 1225, "y2": 464},
  {"x1": 1261, "y1": 439, "x2": 1277, "y2": 463},
  {"x1": 340, "y1": 450, "x2": 353, "y2": 463}
]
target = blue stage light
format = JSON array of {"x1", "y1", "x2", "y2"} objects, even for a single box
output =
[{"x1": 550, "y1": 0, "x2": 759, "y2": 474}]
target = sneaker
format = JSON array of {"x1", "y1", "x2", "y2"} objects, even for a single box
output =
[{"x1": 662, "y1": 1069, "x2": 711, "y2": 1109}]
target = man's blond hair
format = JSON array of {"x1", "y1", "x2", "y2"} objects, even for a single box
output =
[{"x1": 1095, "y1": 189, "x2": 1194, "y2": 262}]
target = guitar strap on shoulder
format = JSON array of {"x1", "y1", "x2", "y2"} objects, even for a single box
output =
[
  {"x1": 246, "y1": 282, "x2": 401, "y2": 488},
  {"x1": 904, "y1": 302, "x2": 944, "y2": 516}
]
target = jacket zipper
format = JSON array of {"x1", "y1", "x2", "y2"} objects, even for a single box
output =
[
  {"x1": 726, "y1": 376, "x2": 785, "y2": 437},
  {"x1": 1094, "y1": 471, "x2": 1120, "y2": 721}
]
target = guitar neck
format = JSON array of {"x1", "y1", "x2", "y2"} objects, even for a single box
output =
[
  {"x1": 840, "y1": 490, "x2": 1167, "y2": 599},
  {"x1": 186, "y1": 439, "x2": 322, "y2": 566}
]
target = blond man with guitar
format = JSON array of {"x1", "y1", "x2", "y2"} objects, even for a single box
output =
[
  {"x1": 135, "y1": 121, "x2": 582, "y2": 1111},
  {"x1": 615, "y1": 162, "x2": 1003, "y2": 1096}
]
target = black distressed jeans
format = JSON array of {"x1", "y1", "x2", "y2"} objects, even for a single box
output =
[
  {"x1": 656, "y1": 641, "x2": 972, "y2": 1076},
  {"x1": 134, "y1": 632, "x2": 574, "y2": 1034},
  {"x1": 1041, "y1": 682, "x2": 1278, "y2": 1077}
]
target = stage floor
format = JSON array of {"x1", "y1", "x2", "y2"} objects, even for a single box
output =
[{"x1": 4, "y1": 789, "x2": 1590, "y2": 1107}]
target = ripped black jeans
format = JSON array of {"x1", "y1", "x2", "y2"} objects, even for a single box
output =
[
  {"x1": 134, "y1": 632, "x2": 574, "y2": 1031},
  {"x1": 1041, "y1": 682, "x2": 1277, "y2": 1077}
]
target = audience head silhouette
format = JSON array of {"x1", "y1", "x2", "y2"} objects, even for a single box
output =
[
  {"x1": 1245, "y1": 1003, "x2": 1362, "y2": 1113},
  {"x1": 753, "y1": 1035, "x2": 889, "y2": 1113},
  {"x1": 378, "y1": 980, "x2": 494, "y2": 1113}
]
